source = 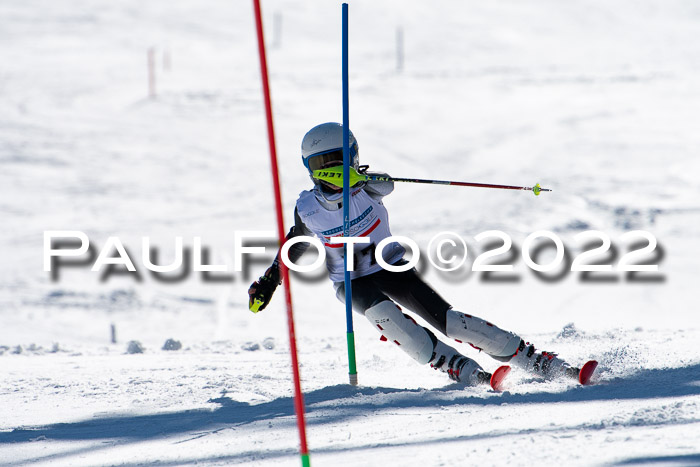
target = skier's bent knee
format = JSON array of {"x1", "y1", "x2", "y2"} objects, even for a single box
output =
[{"x1": 445, "y1": 309, "x2": 521, "y2": 358}]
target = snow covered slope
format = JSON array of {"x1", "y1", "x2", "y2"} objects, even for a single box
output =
[{"x1": 1, "y1": 0, "x2": 699, "y2": 465}]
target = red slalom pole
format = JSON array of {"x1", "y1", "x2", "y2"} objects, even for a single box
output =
[{"x1": 252, "y1": 1, "x2": 310, "y2": 466}]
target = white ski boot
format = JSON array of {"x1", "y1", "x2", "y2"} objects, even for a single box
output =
[
  {"x1": 429, "y1": 340, "x2": 492, "y2": 386},
  {"x1": 509, "y1": 340, "x2": 577, "y2": 378}
]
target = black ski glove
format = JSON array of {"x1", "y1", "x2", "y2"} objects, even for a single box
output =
[{"x1": 248, "y1": 264, "x2": 282, "y2": 313}]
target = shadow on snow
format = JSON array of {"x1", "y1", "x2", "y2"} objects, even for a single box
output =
[
  {"x1": 1, "y1": 363, "x2": 699, "y2": 465},
  {"x1": 614, "y1": 453, "x2": 700, "y2": 465}
]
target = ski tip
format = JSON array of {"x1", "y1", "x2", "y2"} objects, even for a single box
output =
[
  {"x1": 490, "y1": 365, "x2": 511, "y2": 391},
  {"x1": 578, "y1": 360, "x2": 598, "y2": 385}
]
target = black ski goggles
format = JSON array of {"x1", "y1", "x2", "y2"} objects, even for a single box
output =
[
  {"x1": 305, "y1": 145, "x2": 357, "y2": 172},
  {"x1": 307, "y1": 150, "x2": 343, "y2": 172}
]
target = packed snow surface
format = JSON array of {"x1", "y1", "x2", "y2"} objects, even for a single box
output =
[{"x1": 1, "y1": 0, "x2": 699, "y2": 465}]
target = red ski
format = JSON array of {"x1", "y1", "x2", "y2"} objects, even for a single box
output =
[
  {"x1": 490, "y1": 365, "x2": 511, "y2": 391},
  {"x1": 578, "y1": 360, "x2": 598, "y2": 385}
]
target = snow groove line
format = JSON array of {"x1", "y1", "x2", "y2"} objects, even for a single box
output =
[
  {"x1": 0, "y1": 438, "x2": 127, "y2": 467},
  {"x1": 172, "y1": 426, "x2": 231, "y2": 444},
  {"x1": 41, "y1": 417, "x2": 700, "y2": 467}
]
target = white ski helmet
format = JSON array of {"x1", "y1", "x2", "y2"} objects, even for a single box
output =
[{"x1": 301, "y1": 122, "x2": 359, "y2": 178}]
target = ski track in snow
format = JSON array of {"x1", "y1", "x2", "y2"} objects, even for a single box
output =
[{"x1": 2, "y1": 0, "x2": 700, "y2": 465}]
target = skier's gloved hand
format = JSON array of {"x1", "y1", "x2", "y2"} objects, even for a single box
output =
[{"x1": 248, "y1": 265, "x2": 281, "y2": 313}]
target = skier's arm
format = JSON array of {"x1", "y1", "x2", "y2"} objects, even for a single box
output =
[
  {"x1": 363, "y1": 171, "x2": 394, "y2": 200},
  {"x1": 281, "y1": 208, "x2": 313, "y2": 264},
  {"x1": 248, "y1": 208, "x2": 312, "y2": 313}
]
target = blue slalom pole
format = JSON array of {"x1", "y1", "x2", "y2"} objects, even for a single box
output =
[{"x1": 342, "y1": 3, "x2": 358, "y2": 386}]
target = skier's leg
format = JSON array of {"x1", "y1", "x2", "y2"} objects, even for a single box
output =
[
  {"x1": 370, "y1": 264, "x2": 520, "y2": 357},
  {"x1": 371, "y1": 264, "x2": 575, "y2": 378},
  {"x1": 445, "y1": 310, "x2": 520, "y2": 358},
  {"x1": 335, "y1": 276, "x2": 489, "y2": 384},
  {"x1": 364, "y1": 300, "x2": 491, "y2": 385},
  {"x1": 445, "y1": 310, "x2": 577, "y2": 376},
  {"x1": 369, "y1": 261, "x2": 453, "y2": 334},
  {"x1": 333, "y1": 273, "x2": 388, "y2": 316}
]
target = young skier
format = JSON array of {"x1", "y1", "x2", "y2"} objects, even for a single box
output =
[{"x1": 248, "y1": 122, "x2": 595, "y2": 388}]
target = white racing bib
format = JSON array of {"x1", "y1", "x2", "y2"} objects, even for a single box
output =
[{"x1": 296, "y1": 187, "x2": 405, "y2": 282}]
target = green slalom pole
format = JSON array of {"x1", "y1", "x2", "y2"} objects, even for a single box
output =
[{"x1": 342, "y1": 3, "x2": 358, "y2": 386}]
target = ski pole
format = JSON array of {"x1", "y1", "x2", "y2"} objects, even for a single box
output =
[{"x1": 312, "y1": 166, "x2": 552, "y2": 196}]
